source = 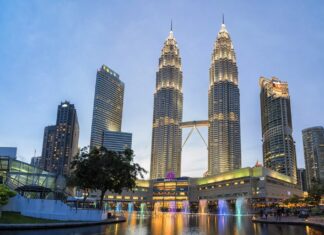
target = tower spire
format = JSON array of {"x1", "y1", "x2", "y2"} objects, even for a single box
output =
[
  {"x1": 171, "y1": 19, "x2": 173, "y2": 31},
  {"x1": 222, "y1": 14, "x2": 224, "y2": 24}
]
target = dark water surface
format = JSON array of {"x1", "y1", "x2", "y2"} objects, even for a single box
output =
[{"x1": 1, "y1": 213, "x2": 323, "y2": 235}]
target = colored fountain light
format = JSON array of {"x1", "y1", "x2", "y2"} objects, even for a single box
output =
[
  {"x1": 128, "y1": 202, "x2": 134, "y2": 213},
  {"x1": 218, "y1": 199, "x2": 229, "y2": 215},
  {"x1": 182, "y1": 200, "x2": 190, "y2": 213},
  {"x1": 140, "y1": 203, "x2": 147, "y2": 216},
  {"x1": 169, "y1": 201, "x2": 177, "y2": 213},
  {"x1": 199, "y1": 199, "x2": 208, "y2": 214},
  {"x1": 153, "y1": 202, "x2": 161, "y2": 214},
  {"x1": 235, "y1": 197, "x2": 248, "y2": 215},
  {"x1": 115, "y1": 202, "x2": 122, "y2": 213}
]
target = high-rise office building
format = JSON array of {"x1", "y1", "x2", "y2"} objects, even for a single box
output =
[
  {"x1": 0, "y1": 147, "x2": 17, "y2": 159},
  {"x1": 297, "y1": 168, "x2": 307, "y2": 191},
  {"x1": 302, "y1": 126, "x2": 324, "y2": 189},
  {"x1": 41, "y1": 102, "x2": 79, "y2": 176},
  {"x1": 208, "y1": 22, "x2": 241, "y2": 175},
  {"x1": 53, "y1": 101, "x2": 79, "y2": 175},
  {"x1": 260, "y1": 77, "x2": 297, "y2": 182},
  {"x1": 90, "y1": 65, "x2": 124, "y2": 149},
  {"x1": 30, "y1": 156, "x2": 43, "y2": 168},
  {"x1": 150, "y1": 27, "x2": 183, "y2": 179},
  {"x1": 41, "y1": 125, "x2": 56, "y2": 171},
  {"x1": 103, "y1": 131, "x2": 132, "y2": 152}
]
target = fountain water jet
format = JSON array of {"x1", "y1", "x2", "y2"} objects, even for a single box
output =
[
  {"x1": 235, "y1": 197, "x2": 248, "y2": 215},
  {"x1": 199, "y1": 199, "x2": 208, "y2": 214},
  {"x1": 182, "y1": 201, "x2": 190, "y2": 213},
  {"x1": 115, "y1": 202, "x2": 122, "y2": 213},
  {"x1": 140, "y1": 203, "x2": 147, "y2": 216},
  {"x1": 169, "y1": 201, "x2": 176, "y2": 213},
  {"x1": 128, "y1": 202, "x2": 134, "y2": 213},
  {"x1": 218, "y1": 199, "x2": 229, "y2": 215},
  {"x1": 153, "y1": 202, "x2": 161, "y2": 214}
]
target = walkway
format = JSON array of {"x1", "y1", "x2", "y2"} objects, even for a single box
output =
[
  {"x1": 0, "y1": 216, "x2": 126, "y2": 230},
  {"x1": 252, "y1": 215, "x2": 324, "y2": 229}
]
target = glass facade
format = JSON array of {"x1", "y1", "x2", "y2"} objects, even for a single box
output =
[
  {"x1": 0, "y1": 157, "x2": 56, "y2": 190},
  {"x1": 259, "y1": 77, "x2": 297, "y2": 182},
  {"x1": 302, "y1": 126, "x2": 324, "y2": 188},
  {"x1": 208, "y1": 23, "x2": 241, "y2": 175},
  {"x1": 103, "y1": 130, "x2": 132, "y2": 152},
  {"x1": 0, "y1": 147, "x2": 17, "y2": 159},
  {"x1": 152, "y1": 177, "x2": 189, "y2": 209},
  {"x1": 90, "y1": 65, "x2": 124, "y2": 149},
  {"x1": 150, "y1": 29, "x2": 183, "y2": 179}
]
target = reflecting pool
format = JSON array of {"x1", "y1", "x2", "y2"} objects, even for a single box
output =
[{"x1": 2, "y1": 213, "x2": 323, "y2": 235}]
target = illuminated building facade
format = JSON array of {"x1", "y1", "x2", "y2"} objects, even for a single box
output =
[
  {"x1": 90, "y1": 65, "x2": 124, "y2": 149},
  {"x1": 150, "y1": 28, "x2": 183, "y2": 179},
  {"x1": 297, "y1": 168, "x2": 307, "y2": 191},
  {"x1": 302, "y1": 126, "x2": 324, "y2": 189},
  {"x1": 103, "y1": 130, "x2": 132, "y2": 152},
  {"x1": 53, "y1": 101, "x2": 79, "y2": 176},
  {"x1": 41, "y1": 125, "x2": 56, "y2": 171},
  {"x1": 95, "y1": 166, "x2": 302, "y2": 211},
  {"x1": 208, "y1": 22, "x2": 241, "y2": 175},
  {"x1": 260, "y1": 77, "x2": 297, "y2": 182}
]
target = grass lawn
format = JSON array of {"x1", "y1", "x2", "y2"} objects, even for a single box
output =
[{"x1": 0, "y1": 212, "x2": 64, "y2": 224}]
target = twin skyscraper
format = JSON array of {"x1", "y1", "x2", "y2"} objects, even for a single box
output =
[{"x1": 150, "y1": 21, "x2": 241, "y2": 179}]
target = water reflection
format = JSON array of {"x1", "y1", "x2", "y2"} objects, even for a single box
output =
[{"x1": 1, "y1": 213, "x2": 323, "y2": 235}]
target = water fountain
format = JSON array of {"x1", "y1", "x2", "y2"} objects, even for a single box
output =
[
  {"x1": 218, "y1": 199, "x2": 229, "y2": 215},
  {"x1": 169, "y1": 201, "x2": 177, "y2": 213},
  {"x1": 128, "y1": 202, "x2": 134, "y2": 213},
  {"x1": 235, "y1": 197, "x2": 247, "y2": 215},
  {"x1": 198, "y1": 199, "x2": 208, "y2": 214},
  {"x1": 115, "y1": 202, "x2": 122, "y2": 213},
  {"x1": 153, "y1": 202, "x2": 161, "y2": 214},
  {"x1": 182, "y1": 201, "x2": 190, "y2": 213},
  {"x1": 140, "y1": 202, "x2": 147, "y2": 216},
  {"x1": 104, "y1": 202, "x2": 111, "y2": 211}
]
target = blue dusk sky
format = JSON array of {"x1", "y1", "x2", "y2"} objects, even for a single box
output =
[{"x1": 1, "y1": 1, "x2": 324, "y2": 178}]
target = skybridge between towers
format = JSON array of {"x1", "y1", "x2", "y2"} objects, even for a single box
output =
[{"x1": 180, "y1": 120, "x2": 209, "y2": 150}]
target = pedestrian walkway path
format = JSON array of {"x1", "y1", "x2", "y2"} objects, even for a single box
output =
[
  {"x1": 252, "y1": 215, "x2": 324, "y2": 229},
  {"x1": 0, "y1": 216, "x2": 126, "y2": 230}
]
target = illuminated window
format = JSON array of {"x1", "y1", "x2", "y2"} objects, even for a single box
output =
[{"x1": 133, "y1": 197, "x2": 138, "y2": 200}]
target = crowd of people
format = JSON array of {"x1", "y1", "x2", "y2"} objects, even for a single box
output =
[{"x1": 259, "y1": 207, "x2": 309, "y2": 221}]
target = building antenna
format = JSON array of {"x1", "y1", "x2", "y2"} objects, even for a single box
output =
[
  {"x1": 171, "y1": 19, "x2": 173, "y2": 31},
  {"x1": 222, "y1": 14, "x2": 225, "y2": 24}
]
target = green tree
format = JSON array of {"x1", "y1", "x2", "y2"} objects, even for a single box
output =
[
  {"x1": 308, "y1": 180, "x2": 324, "y2": 206},
  {"x1": 69, "y1": 147, "x2": 147, "y2": 209},
  {"x1": 0, "y1": 184, "x2": 16, "y2": 217}
]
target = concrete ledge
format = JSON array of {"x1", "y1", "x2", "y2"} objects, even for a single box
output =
[
  {"x1": 0, "y1": 216, "x2": 126, "y2": 230},
  {"x1": 252, "y1": 216, "x2": 324, "y2": 229}
]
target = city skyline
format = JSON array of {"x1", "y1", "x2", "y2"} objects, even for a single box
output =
[{"x1": 1, "y1": 1, "x2": 324, "y2": 178}]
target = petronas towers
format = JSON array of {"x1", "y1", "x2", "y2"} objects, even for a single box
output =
[
  {"x1": 150, "y1": 28, "x2": 183, "y2": 179},
  {"x1": 208, "y1": 23, "x2": 241, "y2": 175},
  {"x1": 150, "y1": 21, "x2": 241, "y2": 179}
]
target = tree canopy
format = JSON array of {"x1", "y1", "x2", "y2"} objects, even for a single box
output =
[{"x1": 68, "y1": 147, "x2": 147, "y2": 209}]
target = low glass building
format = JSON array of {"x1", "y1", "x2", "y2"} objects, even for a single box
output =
[{"x1": 0, "y1": 156, "x2": 56, "y2": 192}]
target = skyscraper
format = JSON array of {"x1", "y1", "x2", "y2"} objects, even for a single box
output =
[
  {"x1": 41, "y1": 102, "x2": 79, "y2": 176},
  {"x1": 90, "y1": 65, "x2": 124, "y2": 149},
  {"x1": 260, "y1": 77, "x2": 297, "y2": 182},
  {"x1": 150, "y1": 27, "x2": 183, "y2": 179},
  {"x1": 302, "y1": 126, "x2": 324, "y2": 189},
  {"x1": 297, "y1": 168, "x2": 307, "y2": 191},
  {"x1": 103, "y1": 131, "x2": 132, "y2": 152},
  {"x1": 208, "y1": 21, "x2": 241, "y2": 175},
  {"x1": 53, "y1": 101, "x2": 79, "y2": 175},
  {"x1": 41, "y1": 125, "x2": 56, "y2": 171}
]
